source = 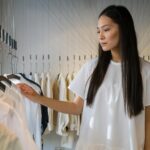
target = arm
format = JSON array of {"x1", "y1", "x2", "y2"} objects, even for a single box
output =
[
  {"x1": 144, "y1": 106, "x2": 150, "y2": 150},
  {"x1": 32, "y1": 94, "x2": 84, "y2": 115},
  {"x1": 17, "y1": 83, "x2": 84, "y2": 115}
]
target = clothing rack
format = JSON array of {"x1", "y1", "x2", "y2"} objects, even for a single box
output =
[{"x1": 19, "y1": 54, "x2": 95, "y2": 76}]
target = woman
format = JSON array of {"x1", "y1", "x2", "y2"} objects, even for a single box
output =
[{"x1": 17, "y1": 5, "x2": 150, "y2": 150}]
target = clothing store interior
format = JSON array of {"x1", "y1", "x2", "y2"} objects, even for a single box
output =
[{"x1": 0, "y1": 0, "x2": 150, "y2": 150}]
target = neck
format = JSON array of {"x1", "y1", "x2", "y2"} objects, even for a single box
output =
[{"x1": 111, "y1": 48, "x2": 121, "y2": 62}]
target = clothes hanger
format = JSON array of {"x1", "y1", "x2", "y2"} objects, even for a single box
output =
[
  {"x1": 0, "y1": 76, "x2": 12, "y2": 86},
  {"x1": 7, "y1": 74, "x2": 21, "y2": 80},
  {"x1": 0, "y1": 81, "x2": 6, "y2": 92}
]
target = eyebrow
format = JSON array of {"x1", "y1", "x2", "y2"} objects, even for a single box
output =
[{"x1": 97, "y1": 24, "x2": 111, "y2": 29}]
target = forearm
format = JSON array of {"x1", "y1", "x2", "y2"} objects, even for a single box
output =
[
  {"x1": 17, "y1": 83, "x2": 83, "y2": 115},
  {"x1": 32, "y1": 95, "x2": 82, "y2": 115},
  {"x1": 144, "y1": 127, "x2": 150, "y2": 150},
  {"x1": 144, "y1": 107, "x2": 150, "y2": 150}
]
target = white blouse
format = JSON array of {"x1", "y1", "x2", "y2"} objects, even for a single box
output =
[{"x1": 69, "y1": 57, "x2": 150, "y2": 150}]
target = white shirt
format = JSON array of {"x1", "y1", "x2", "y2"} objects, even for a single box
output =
[{"x1": 69, "y1": 57, "x2": 150, "y2": 150}]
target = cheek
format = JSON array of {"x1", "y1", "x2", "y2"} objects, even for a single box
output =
[{"x1": 108, "y1": 32, "x2": 119, "y2": 45}]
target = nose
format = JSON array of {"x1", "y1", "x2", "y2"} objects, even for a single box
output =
[{"x1": 99, "y1": 31, "x2": 105, "y2": 40}]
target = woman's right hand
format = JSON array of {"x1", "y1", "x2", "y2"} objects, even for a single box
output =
[
  {"x1": 17, "y1": 83, "x2": 84, "y2": 115},
  {"x1": 17, "y1": 83, "x2": 40, "y2": 102}
]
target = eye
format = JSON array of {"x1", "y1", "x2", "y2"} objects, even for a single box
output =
[
  {"x1": 97, "y1": 30, "x2": 100, "y2": 34},
  {"x1": 104, "y1": 28, "x2": 110, "y2": 32}
]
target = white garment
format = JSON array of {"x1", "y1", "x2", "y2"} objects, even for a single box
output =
[
  {"x1": 40, "y1": 72, "x2": 47, "y2": 96},
  {"x1": 0, "y1": 84, "x2": 27, "y2": 126},
  {"x1": 42, "y1": 72, "x2": 54, "y2": 136},
  {"x1": 66, "y1": 73, "x2": 80, "y2": 133},
  {"x1": 61, "y1": 131, "x2": 76, "y2": 149},
  {"x1": 0, "y1": 123, "x2": 23, "y2": 150},
  {"x1": 34, "y1": 73, "x2": 41, "y2": 85},
  {"x1": 60, "y1": 74, "x2": 76, "y2": 149},
  {"x1": 56, "y1": 73, "x2": 69, "y2": 136},
  {"x1": 10, "y1": 75, "x2": 42, "y2": 150},
  {"x1": 72, "y1": 72, "x2": 81, "y2": 136},
  {"x1": 28, "y1": 73, "x2": 33, "y2": 80},
  {"x1": 69, "y1": 57, "x2": 150, "y2": 150},
  {"x1": 46, "y1": 72, "x2": 54, "y2": 132},
  {"x1": 66, "y1": 74, "x2": 75, "y2": 101},
  {"x1": 0, "y1": 101, "x2": 38, "y2": 150}
]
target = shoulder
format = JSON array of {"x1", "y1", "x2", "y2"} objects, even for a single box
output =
[
  {"x1": 83, "y1": 57, "x2": 98, "y2": 71},
  {"x1": 74, "y1": 57, "x2": 98, "y2": 80}
]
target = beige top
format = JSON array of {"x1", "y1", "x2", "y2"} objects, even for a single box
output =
[{"x1": 0, "y1": 123, "x2": 23, "y2": 150}]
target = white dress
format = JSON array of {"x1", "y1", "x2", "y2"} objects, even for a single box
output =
[{"x1": 69, "y1": 57, "x2": 150, "y2": 150}]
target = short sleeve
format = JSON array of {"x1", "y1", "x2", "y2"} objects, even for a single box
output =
[
  {"x1": 68, "y1": 63, "x2": 89, "y2": 100},
  {"x1": 68, "y1": 58, "x2": 97, "y2": 100}
]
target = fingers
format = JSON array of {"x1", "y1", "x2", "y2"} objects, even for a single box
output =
[
  {"x1": 16, "y1": 83, "x2": 36, "y2": 96},
  {"x1": 16, "y1": 83, "x2": 39, "y2": 104},
  {"x1": 16, "y1": 83, "x2": 29, "y2": 90}
]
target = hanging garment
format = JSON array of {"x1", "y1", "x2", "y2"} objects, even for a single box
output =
[
  {"x1": 40, "y1": 72, "x2": 47, "y2": 96},
  {"x1": 72, "y1": 72, "x2": 81, "y2": 136},
  {"x1": 60, "y1": 73, "x2": 80, "y2": 149},
  {"x1": 34, "y1": 73, "x2": 41, "y2": 85},
  {"x1": 38, "y1": 73, "x2": 49, "y2": 135},
  {"x1": 19, "y1": 73, "x2": 48, "y2": 145},
  {"x1": 8, "y1": 74, "x2": 42, "y2": 150},
  {"x1": 0, "y1": 101, "x2": 38, "y2": 150},
  {"x1": 55, "y1": 73, "x2": 69, "y2": 136},
  {"x1": 43, "y1": 72, "x2": 54, "y2": 136},
  {"x1": 0, "y1": 123, "x2": 23, "y2": 150},
  {"x1": 60, "y1": 131, "x2": 76, "y2": 149},
  {"x1": 52, "y1": 74, "x2": 60, "y2": 128},
  {"x1": 33, "y1": 72, "x2": 48, "y2": 135},
  {"x1": 66, "y1": 73, "x2": 80, "y2": 133},
  {"x1": 28, "y1": 72, "x2": 33, "y2": 80},
  {"x1": 0, "y1": 83, "x2": 27, "y2": 126}
]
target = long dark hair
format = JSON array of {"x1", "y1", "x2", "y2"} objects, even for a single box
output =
[{"x1": 86, "y1": 5, "x2": 143, "y2": 117}]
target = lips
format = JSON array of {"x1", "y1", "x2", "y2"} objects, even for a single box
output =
[{"x1": 100, "y1": 43, "x2": 107, "y2": 46}]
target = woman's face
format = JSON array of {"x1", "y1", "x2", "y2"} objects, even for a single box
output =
[{"x1": 97, "y1": 15, "x2": 120, "y2": 52}]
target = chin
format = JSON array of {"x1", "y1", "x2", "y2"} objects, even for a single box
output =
[{"x1": 102, "y1": 48, "x2": 111, "y2": 52}]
